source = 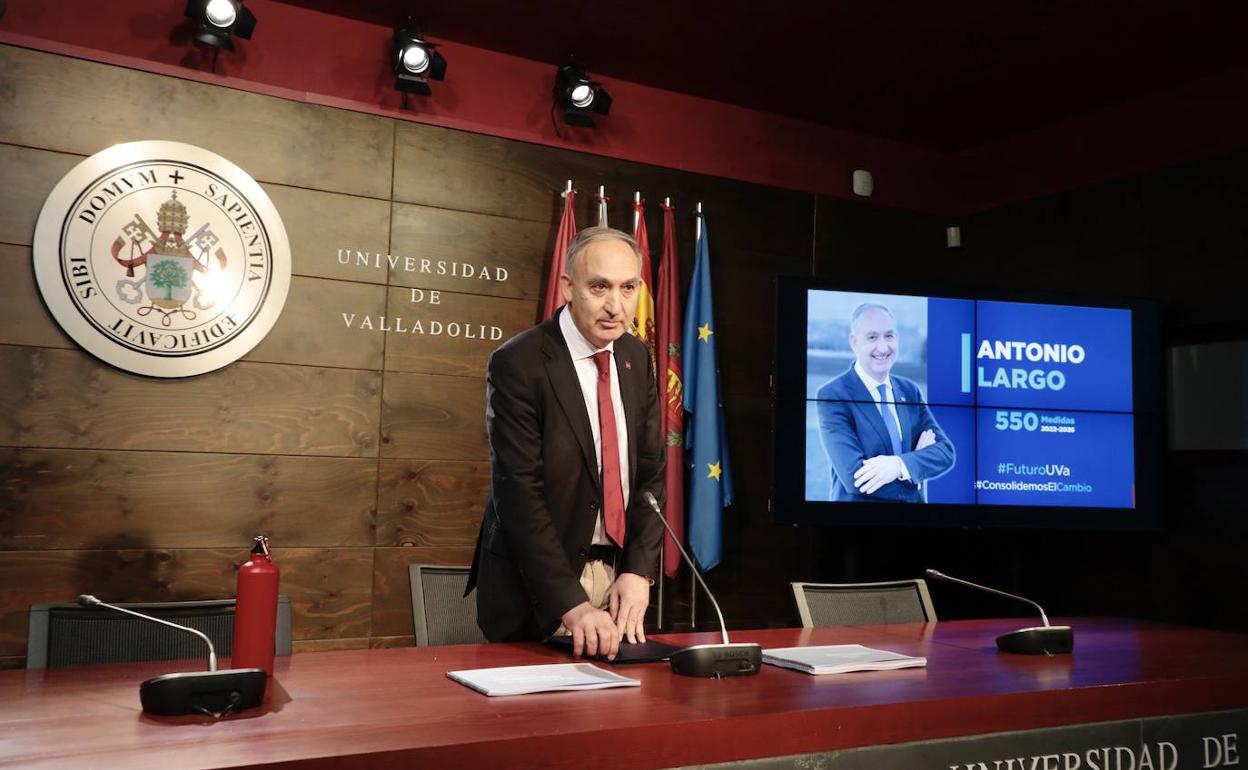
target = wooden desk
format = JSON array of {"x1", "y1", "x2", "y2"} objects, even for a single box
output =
[{"x1": 1, "y1": 618, "x2": 1246, "y2": 769}]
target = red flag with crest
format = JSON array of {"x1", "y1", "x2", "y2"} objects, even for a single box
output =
[{"x1": 656, "y1": 202, "x2": 685, "y2": 577}]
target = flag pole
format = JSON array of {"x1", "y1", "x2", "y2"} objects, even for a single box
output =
[
  {"x1": 657, "y1": 556, "x2": 664, "y2": 631},
  {"x1": 690, "y1": 200, "x2": 703, "y2": 630},
  {"x1": 563, "y1": 179, "x2": 573, "y2": 197},
  {"x1": 633, "y1": 191, "x2": 641, "y2": 233},
  {"x1": 691, "y1": 565, "x2": 697, "y2": 628},
  {"x1": 656, "y1": 193, "x2": 676, "y2": 632}
]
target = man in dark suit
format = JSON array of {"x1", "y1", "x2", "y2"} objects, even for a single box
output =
[
  {"x1": 816, "y1": 302, "x2": 954, "y2": 502},
  {"x1": 466, "y1": 227, "x2": 664, "y2": 660}
]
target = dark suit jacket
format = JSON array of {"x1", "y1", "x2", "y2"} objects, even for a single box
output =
[
  {"x1": 466, "y1": 310, "x2": 665, "y2": 642},
  {"x1": 816, "y1": 366, "x2": 954, "y2": 502}
]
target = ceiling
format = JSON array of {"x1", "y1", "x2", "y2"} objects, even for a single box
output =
[{"x1": 275, "y1": 0, "x2": 1248, "y2": 151}]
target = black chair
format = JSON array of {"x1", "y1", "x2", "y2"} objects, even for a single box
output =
[
  {"x1": 26, "y1": 596, "x2": 292, "y2": 669},
  {"x1": 790, "y1": 579, "x2": 937, "y2": 628},
  {"x1": 409, "y1": 565, "x2": 486, "y2": 646}
]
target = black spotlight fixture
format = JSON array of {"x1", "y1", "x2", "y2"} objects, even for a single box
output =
[
  {"x1": 555, "y1": 64, "x2": 612, "y2": 128},
  {"x1": 184, "y1": 0, "x2": 257, "y2": 51},
  {"x1": 392, "y1": 29, "x2": 447, "y2": 96}
]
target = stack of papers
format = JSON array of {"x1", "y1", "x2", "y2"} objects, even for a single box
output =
[
  {"x1": 761, "y1": 644, "x2": 927, "y2": 675},
  {"x1": 446, "y1": 663, "x2": 642, "y2": 696}
]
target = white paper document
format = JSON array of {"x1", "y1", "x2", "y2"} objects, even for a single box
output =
[
  {"x1": 446, "y1": 663, "x2": 642, "y2": 696},
  {"x1": 761, "y1": 644, "x2": 927, "y2": 675}
]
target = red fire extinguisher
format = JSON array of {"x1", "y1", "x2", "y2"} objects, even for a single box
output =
[{"x1": 233, "y1": 535, "x2": 279, "y2": 676}]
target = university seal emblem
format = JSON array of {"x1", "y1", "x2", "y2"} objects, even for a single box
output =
[{"x1": 33, "y1": 141, "x2": 291, "y2": 377}]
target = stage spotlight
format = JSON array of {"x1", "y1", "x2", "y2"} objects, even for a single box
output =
[
  {"x1": 392, "y1": 29, "x2": 447, "y2": 96},
  {"x1": 185, "y1": 0, "x2": 256, "y2": 50},
  {"x1": 556, "y1": 65, "x2": 612, "y2": 128}
]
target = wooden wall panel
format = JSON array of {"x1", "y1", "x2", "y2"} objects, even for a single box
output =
[
  {"x1": 0, "y1": 448, "x2": 376, "y2": 550},
  {"x1": 0, "y1": 547, "x2": 374, "y2": 657},
  {"x1": 716, "y1": 321, "x2": 780, "y2": 401},
  {"x1": 293, "y1": 637, "x2": 371, "y2": 653},
  {"x1": 387, "y1": 202, "x2": 548, "y2": 300},
  {"x1": 370, "y1": 546, "x2": 476, "y2": 639},
  {"x1": 0, "y1": 143, "x2": 79, "y2": 246},
  {"x1": 376, "y1": 459, "x2": 488, "y2": 547},
  {"x1": 368, "y1": 634, "x2": 415, "y2": 649},
  {"x1": 813, "y1": 195, "x2": 946, "y2": 280},
  {"x1": 244, "y1": 275, "x2": 387, "y2": 370},
  {"x1": 382, "y1": 288, "x2": 533, "y2": 377},
  {"x1": 0, "y1": 548, "x2": 243, "y2": 659},
  {"x1": 273, "y1": 547, "x2": 374, "y2": 641},
  {"x1": 0, "y1": 45, "x2": 394, "y2": 199},
  {"x1": 690, "y1": 174, "x2": 814, "y2": 256},
  {"x1": 261, "y1": 183, "x2": 392, "y2": 283},
  {"x1": 380, "y1": 372, "x2": 487, "y2": 460},
  {"x1": 393, "y1": 121, "x2": 606, "y2": 221},
  {"x1": 0, "y1": 41, "x2": 950, "y2": 663},
  {"x1": 0, "y1": 348, "x2": 381, "y2": 457},
  {"x1": 0, "y1": 244, "x2": 72, "y2": 349}
]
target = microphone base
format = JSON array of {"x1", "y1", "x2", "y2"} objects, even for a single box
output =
[
  {"x1": 669, "y1": 643, "x2": 762, "y2": 678},
  {"x1": 996, "y1": 625, "x2": 1074, "y2": 655},
  {"x1": 140, "y1": 668, "x2": 266, "y2": 716}
]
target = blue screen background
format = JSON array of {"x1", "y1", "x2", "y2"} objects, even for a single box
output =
[{"x1": 807, "y1": 291, "x2": 1136, "y2": 509}]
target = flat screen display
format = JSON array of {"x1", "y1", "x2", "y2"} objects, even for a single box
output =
[{"x1": 773, "y1": 278, "x2": 1162, "y2": 530}]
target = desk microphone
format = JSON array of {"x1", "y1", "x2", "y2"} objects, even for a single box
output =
[
  {"x1": 922, "y1": 570, "x2": 1074, "y2": 655},
  {"x1": 76, "y1": 595, "x2": 266, "y2": 716},
  {"x1": 642, "y1": 493, "x2": 761, "y2": 677}
]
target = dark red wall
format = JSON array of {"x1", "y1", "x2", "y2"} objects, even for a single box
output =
[
  {"x1": 0, "y1": 0, "x2": 950, "y2": 213},
  {"x1": 13, "y1": 1, "x2": 1248, "y2": 217}
]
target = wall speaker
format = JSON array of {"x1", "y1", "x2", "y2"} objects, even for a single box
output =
[{"x1": 851, "y1": 169, "x2": 874, "y2": 197}]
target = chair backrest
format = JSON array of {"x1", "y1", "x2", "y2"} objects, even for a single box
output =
[
  {"x1": 791, "y1": 579, "x2": 936, "y2": 628},
  {"x1": 409, "y1": 564, "x2": 486, "y2": 646},
  {"x1": 26, "y1": 596, "x2": 293, "y2": 669}
]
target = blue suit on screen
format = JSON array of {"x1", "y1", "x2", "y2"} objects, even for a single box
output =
[{"x1": 816, "y1": 367, "x2": 955, "y2": 502}]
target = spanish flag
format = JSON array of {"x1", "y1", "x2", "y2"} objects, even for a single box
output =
[{"x1": 631, "y1": 196, "x2": 657, "y2": 370}]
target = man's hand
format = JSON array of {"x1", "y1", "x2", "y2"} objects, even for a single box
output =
[
  {"x1": 915, "y1": 429, "x2": 936, "y2": 450},
  {"x1": 854, "y1": 455, "x2": 905, "y2": 494},
  {"x1": 608, "y1": 572, "x2": 650, "y2": 644},
  {"x1": 560, "y1": 601, "x2": 621, "y2": 660}
]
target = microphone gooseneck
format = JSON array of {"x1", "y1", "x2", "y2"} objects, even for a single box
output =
[
  {"x1": 77, "y1": 594, "x2": 219, "y2": 671},
  {"x1": 75, "y1": 594, "x2": 269, "y2": 716},
  {"x1": 924, "y1": 570, "x2": 1074, "y2": 655},
  {"x1": 643, "y1": 492, "x2": 728, "y2": 645},
  {"x1": 923, "y1": 570, "x2": 1051, "y2": 627},
  {"x1": 640, "y1": 493, "x2": 760, "y2": 678}
]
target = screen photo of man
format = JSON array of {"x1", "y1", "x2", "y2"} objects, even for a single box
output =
[{"x1": 812, "y1": 300, "x2": 955, "y2": 502}]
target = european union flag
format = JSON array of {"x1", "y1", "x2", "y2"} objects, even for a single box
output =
[{"x1": 681, "y1": 212, "x2": 733, "y2": 571}]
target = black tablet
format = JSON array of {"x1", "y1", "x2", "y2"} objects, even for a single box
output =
[{"x1": 543, "y1": 635, "x2": 682, "y2": 664}]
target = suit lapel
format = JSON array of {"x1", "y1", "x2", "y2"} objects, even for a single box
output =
[
  {"x1": 845, "y1": 371, "x2": 894, "y2": 449},
  {"x1": 893, "y1": 381, "x2": 913, "y2": 450},
  {"x1": 541, "y1": 317, "x2": 600, "y2": 491}
]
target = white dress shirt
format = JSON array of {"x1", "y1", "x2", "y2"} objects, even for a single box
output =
[
  {"x1": 559, "y1": 309, "x2": 631, "y2": 545},
  {"x1": 853, "y1": 361, "x2": 912, "y2": 481}
]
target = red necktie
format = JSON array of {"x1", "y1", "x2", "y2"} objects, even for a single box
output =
[{"x1": 592, "y1": 351, "x2": 626, "y2": 547}]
